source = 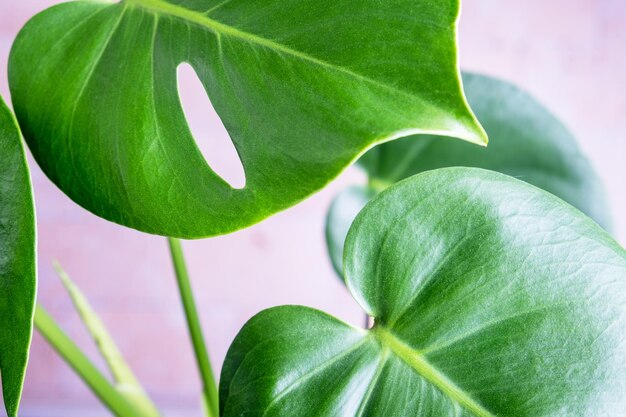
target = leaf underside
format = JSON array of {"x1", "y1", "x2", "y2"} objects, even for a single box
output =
[
  {"x1": 9, "y1": 0, "x2": 485, "y2": 238},
  {"x1": 326, "y1": 72, "x2": 612, "y2": 275},
  {"x1": 0, "y1": 96, "x2": 36, "y2": 417},
  {"x1": 221, "y1": 168, "x2": 626, "y2": 417}
]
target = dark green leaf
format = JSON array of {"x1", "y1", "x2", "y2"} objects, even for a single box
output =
[
  {"x1": 327, "y1": 73, "x2": 611, "y2": 274},
  {"x1": 221, "y1": 168, "x2": 626, "y2": 417},
  {"x1": 9, "y1": 0, "x2": 485, "y2": 238},
  {"x1": 0, "y1": 96, "x2": 36, "y2": 417}
]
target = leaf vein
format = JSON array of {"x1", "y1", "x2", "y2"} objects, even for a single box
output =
[{"x1": 126, "y1": 0, "x2": 437, "y2": 111}]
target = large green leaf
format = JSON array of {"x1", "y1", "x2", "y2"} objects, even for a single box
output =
[
  {"x1": 0, "y1": 96, "x2": 36, "y2": 417},
  {"x1": 221, "y1": 168, "x2": 626, "y2": 417},
  {"x1": 327, "y1": 73, "x2": 611, "y2": 274},
  {"x1": 8, "y1": 0, "x2": 485, "y2": 238}
]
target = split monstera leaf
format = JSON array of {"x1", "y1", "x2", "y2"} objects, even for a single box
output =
[
  {"x1": 3, "y1": 0, "x2": 624, "y2": 415},
  {"x1": 8, "y1": 0, "x2": 486, "y2": 238},
  {"x1": 221, "y1": 168, "x2": 626, "y2": 417},
  {"x1": 0, "y1": 96, "x2": 36, "y2": 417},
  {"x1": 326, "y1": 73, "x2": 612, "y2": 275},
  {"x1": 4, "y1": 0, "x2": 489, "y2": 412}
]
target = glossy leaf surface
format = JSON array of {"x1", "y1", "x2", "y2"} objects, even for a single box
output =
[
  {"x1": 327, "y1": 73, "x2": 611, "y2": 274},
  {"x1": 0, "y1": 96, "x2": 36, "y2": 417},
  {"x1": 9, "y1": 0, "x2": 485, "y2": 238},
  {"x1": 221, "y1": 168, "x2": 626, "y2": 417}
]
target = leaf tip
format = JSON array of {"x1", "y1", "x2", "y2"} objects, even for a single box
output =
[
  {"x1": 460, "y1": 122, "x2": 489, "y2": 147},
  {"x1": 2, "y1": 379, "x2": 22, "y2": 417},
  {"x1": 457, "y1": 105, "x2": 489, "y2": 147}
]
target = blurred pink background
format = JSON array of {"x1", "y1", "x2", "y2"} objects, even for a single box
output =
[{"x1": 1, "y1": 1, "x2": 625, "y2": 416}]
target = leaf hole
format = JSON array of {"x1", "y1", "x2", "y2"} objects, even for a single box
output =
[{"x1": 177, "y1": 63, "x2": 246, "y2": 189}]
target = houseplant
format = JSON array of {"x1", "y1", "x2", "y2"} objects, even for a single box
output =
[{"x1": 0, "y1": 0, "x2": 624, "y2": 416}]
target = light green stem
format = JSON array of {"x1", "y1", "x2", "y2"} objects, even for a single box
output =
[
  {"x1": 167, "y1": 238, "x2": 219, "y2": 417},
  {"x1": 53, "y1": 262, "x2": 161, "y2": 417},
  {"x1": 367, "y1": 177, "x2": 393, "y2": 193},
  {"x1": 34, "y1": 305, "x2": 141, "y2": 417}
]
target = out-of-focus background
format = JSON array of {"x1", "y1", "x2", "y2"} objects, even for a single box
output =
[{"x1": 0, "y1": 0, "x2": 624, "y2": 416}]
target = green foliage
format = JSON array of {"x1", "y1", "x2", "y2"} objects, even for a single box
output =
[
  {"x1": 327, "y1": 73, "x2": 612, "y2": 275},
  {"x1": 0, "y1": 96, "x2": 36, "y2": 417},
  {"x1": 325, "y1": 186, "x2": 376, "y2": 276},
  {"x1": 8, "y1": 0, "x2": 485, "y2": 238},
  {"x1": 55, "y1": 263, "x2": 160, "y2": 417},
  {"x1": 221, "y1": 168, "x2": 626, "y2": 417},
  {"x1": 34, "y1": 305, "x2": 149, "y2": 417},
  {"x1": 2, "y1": 1, "x2": 623, "y2": 415}
]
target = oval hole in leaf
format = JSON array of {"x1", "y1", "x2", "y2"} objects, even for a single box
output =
[{"x1": 177, "y1": 63, "x2": 246, "y2": 189}]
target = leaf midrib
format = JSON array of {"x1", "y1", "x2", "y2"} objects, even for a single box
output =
[
  {"x1": 372, "y1": 326, "x2": 496, "y2": 417},
  {"x1": 124, "y1": 0, "x2": 435, "y2": 109}
]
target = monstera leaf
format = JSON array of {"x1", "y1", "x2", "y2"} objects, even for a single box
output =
[
  {"x1": 0, "y1": 96, "x2": 36, "y2": 417},
  {"x1": 8, "y1": 0, "x2": 486, "y2": 238},
  {"x1": 221, "y1": 168, "x2": 626, "y2": 417},
  {"x1": 327, "y1": 73, "x2": 611, "y2": 274}
]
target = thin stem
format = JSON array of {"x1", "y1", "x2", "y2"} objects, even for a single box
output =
[
  {"x1": 167, "y1": 238, "x2": 219, "y2": 417},
  {"x1": 34, "y1": 305, "x2": 141, "y2": 417}
]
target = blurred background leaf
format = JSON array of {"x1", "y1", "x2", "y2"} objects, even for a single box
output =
[
  {"x1": 54, "y1": 263, "x2": 160, "y2": 417},
  {"x1": 327, "y1": 72, "x2": 612, "y2": 276}
]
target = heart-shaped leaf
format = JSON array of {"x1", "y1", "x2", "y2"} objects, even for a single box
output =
[
  {"x1": 0, "y1": 96, "x2": 36, "y2": 417},
  {"x1": 327, "y1": 73, "x2": 611, "y2": 274},
  {"x1": 221, "y1": 168, "x2": 626, "y2": 417},
  {"x1": 9, "y1": 0, "x2": 486, "y2": 238}
]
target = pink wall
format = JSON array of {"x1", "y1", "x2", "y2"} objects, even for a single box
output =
[{"x1": 1, "y1": 1, "x2": 625, "y2": 416}]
